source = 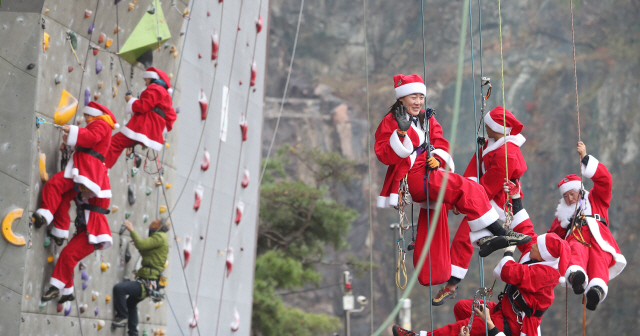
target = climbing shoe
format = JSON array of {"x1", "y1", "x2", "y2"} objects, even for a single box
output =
[
  {"x1": 58, "y1": 293, "x2": 75, "y2": 304},
  {"x1": 432, "y1": 286, "x2": 457, "y2": 306},
  {"x1": 478, "y1": 236, "x2": 510, "y2": 257},
  {"x1": 41, "y1": 286, "x2": 60, "y2": 302},
  {"x1": 392, "y1": 325, "x2": 416, "y2": 336},
  {"x1": 113, "y1": 316, "x2": 128, "y2": 327},
  {"x1": 504, "y1": 229, "x2": 532, "y2": 246},
  {"x1": 586, "y1": 286, "x2": 604, "y2": 311},
  {"x1": 49, "y1": 232, "x2": 64, "y2": 246},
  {"x1": 568, "y1": 271, "x2": 586, "y2": 295},
  {"x1": 32, "y1": 212, "x2": 47, "y2": 229}
]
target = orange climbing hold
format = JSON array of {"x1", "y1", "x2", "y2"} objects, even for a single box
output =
[
  {"x1": 128, "y1": 3, "x2": 135, "y2": 11},
  {"x1": 39, "y1": 153, "x2": 49, "y2": 182},
  {"x1": 105, "y1": 38, "x2": 113, "y2": 48},
  {"x1": 43, "y1": 32, "x2": 50, "y2": 52},
  {"x1": 98, "y1": 33, "x2": 106, "y2": 44},
  {"x1": 54, "y1": 89, "x2": 78, "y2": 125}
]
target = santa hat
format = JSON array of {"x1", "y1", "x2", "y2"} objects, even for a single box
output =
[
  {"x1": 394, "y1": 74, "x2": 426, "y2": 99},
  {"x1": 83, "y1": 102, "x2": 119, "y2": 128},
  {"x1": 484, "y1": 106, "x2": 523, "y2": 135},
  {"x1": 558, "y1": 174, "x2": 582, "y2": 195},
  {"x1": 537, "y1": 233, "x2": 571, "y2": 284},
  {"x1": 143, "y1": 67, "x2": 173, "y2": 94}
]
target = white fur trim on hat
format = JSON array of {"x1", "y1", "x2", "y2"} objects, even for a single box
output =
[
  {"x1": 143, "y1": 71, "x2": 160, "y2": 80},
  {"x1": 83, "y1": 105, "x2": 103, "y2": 117},
  {"x1": 167, "y1": 88, "x2": 174, "y2": 95},
  {"x1": 395, "y1": 82, "x2": 427, "y2": 99},
  {"x1": 559, "y1": 180, "x2": 582, "y2": 195},
  {"x1": 484, "y1": 112, "x2": 512, "y2": 134},
  {"x1": 537, "y1": 233, "x2": 559, "y2": 263}
]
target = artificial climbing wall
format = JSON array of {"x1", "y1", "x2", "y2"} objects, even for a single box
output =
[{"x1": 166, "y1": 0, "x2": 268, "y2": 334}]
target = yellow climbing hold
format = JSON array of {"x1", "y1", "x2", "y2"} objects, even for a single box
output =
[
  {"x1": 164, "y1": 261, "x2": 168, "y2": 268},
  {"x1": 159, "y1": 206, "x2": 167, "y2": 214},
  {"x1": 155, "y1": 301, "x2": 163, "y2": 309},
  {"x1": 173, "y1": 51, "x2": 179, "y2": 59},
  {"x1": 47, "y1": 253, "x2": 54, "y2": 263},
  {"x1": 105, "y1": 38, "x2": 113, "y2": 48},
  {"x1": 2, "y1": 209, "x2": 26, "y2": 247},
  {"x1": 43, "y1": 32, "x2": 50, "y2": 52},
  {"x1": 112, "y1": 85, "x2": 118, "y2": 98},
  {"x1": 105, "y1": 294, "x2": 111, "y2": 303},
  {"x1": 166, "y1": 183, "x2": 172, "y2": 189},
  {"x1": 26, "y1": 295, "x2": 29, "y2": 299},
  {"x1": 183, "y1": 8, "x2": 190, "y2": 17},
  {"x1": 100, "y1": 262, "x2": 109, "y2": 272},
  {"x1": 165, "y1": 143, "x2": 170, "y2": 148},
  {"x1": 45, "y1": 9, "x2": 49, "y2": 13},
  {"x1": 128, "y1": 3, "x2": 135, "y2": 11},
  {"x1": 54, "y1": 90, "x2": 79, "y2": 126},
  {"x1": 39, "y1": 153, "x2": 49, "y2": 182},
  {"x1": 97, "y1": 81, "x2": 104, "y2": 89},
  {"x1": 97, "y1": 320, "x2": 105, "y2": 330},
  {"x1": 115, "y1": 74, "x2": 123, "y2": 86},
  {"x1": 112, "y1": 206, "x2": 119, "y2": 213}
]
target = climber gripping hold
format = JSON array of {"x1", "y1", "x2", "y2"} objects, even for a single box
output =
[{"x1": 104, "y1": 67, "x2": 177, "y2": 169}]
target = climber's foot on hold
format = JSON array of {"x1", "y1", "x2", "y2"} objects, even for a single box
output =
[
  {"x1": 49, "y1": 232, "x2": 64, "y2": 246},
  {"x1": 32, "y1": 212, "x2": 46, "y2": 229},
  {"x1": 58, "y1": 293, "x2": 75, "y2": 304},
  {"x1": 41, "y1": 286, "x2": 60, "y2": 302}
]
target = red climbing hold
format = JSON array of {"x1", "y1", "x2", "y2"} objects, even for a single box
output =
[
  {"x1": 200, "y1": 150, "x2": 210, "y2": 171},
  {"x1": 183, "y1": 235, "x2": 192, "y2": 268},
  {"x1": 207, "y1": 11, "x2": 210, "y2": 17},
  {"x1": 256, "y1": 15, "x2": 263, "y2": 33},
  {"x1": 68, "y1": 66, "x2": 74, "y2": 73},
  {"x1": 57, "y1": 303, "x2": 64, "y2": 313},
  {"x1": 98, "y1": 32, "x2": 106, "y2": 44},
  {"x1": 241, "y1": 168, "x2": 249, "y2": 188},
  {"x1": 84, "y1": 9, "x2": 93, "y2": 18},
  {"x1": 250, "y1": 61, "x2": 257, "y2": 86},
  {"x1": 230, "y1": 308, "x2": 240, "y2": 331},
  {"x1": 211, "y1": 31, "x2": 219, "y2": 60},
  {"x1": 92, "y1": 47, "x2": 99, "y2": 56},
  {"x1": 199, "y1": 89, "x2": 208, "y2": 120},
  {"x1": 189, "y1": 306, "x2": 199, "y2": 328},
  {"x1": 226, "y1": 247, "x2": 234, "y2": 277},
  {"x1": 239, "y1": 115, "x2": 248, "y2": 141},
  {"x1": 198, "y1": 53, "x2": 202, "y2": 59},
  {"x1": 194, "y1": 185, "x2": 203, "y2": 211},
  {"x1": 234, "y1": 201, "x2": 244, "y2": 224}
]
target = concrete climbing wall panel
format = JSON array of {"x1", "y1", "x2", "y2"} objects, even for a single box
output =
[{"x1": 167, "y1": 0, "x2": 269, "y2": 334}]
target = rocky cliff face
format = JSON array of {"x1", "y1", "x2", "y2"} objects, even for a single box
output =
[{"x1": 265, "y1": 0, "x2": 640, "y2": 334}]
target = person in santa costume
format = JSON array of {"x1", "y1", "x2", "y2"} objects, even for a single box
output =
[
  {"x1": 547, "y1": 141, "x2": 626, "y2": 311},
  {"x1": 104, "y1": 66, "x2": 177, "y2": 168},
  {"x1": 393, "y1": 227, "x2": 570, "y2": 336},
  {"x1": 433, "y1": 107, "x2": 528, "y2": 306},
  {"x1": 30, "y1": 102, "x2": 116, "y2": 303},
  {"x1": 375, "y1": 74, "x2": 531, "y2": 267}
]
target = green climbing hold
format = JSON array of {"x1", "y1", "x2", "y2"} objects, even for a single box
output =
[
  {"x1": 125, "y1": 211, "x2": 131, "y2": 219},
  {"x1": 131, "y1": 167, "x2": 138, "y2": 177},
  {"x1": 145, "y1": 187, "x2": 152, "y2": 195},
  {"x1": 142, "y1": 329, "x2": 148, "y2": 336},
  {"x1": 143, "y1": 214, "x2": 149, "y2": 223},
  {"x1": 44, "y1": 236, "x2": 51, "y2": 247},
  {"x1": 118, "y1": 0, "x2": 171, "y2": 65},
  {"x1": 67, "y1": 31, "x2": 78, "y2": 50}
]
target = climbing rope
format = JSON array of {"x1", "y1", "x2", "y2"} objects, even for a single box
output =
[
  {"x1": 165, "y1": 293, "x2": 187, "y2": 336},
  {"x1": 72, "y1": 284, "x2": 85, "y2": 336},
  {"x1": 371, "y1": 1, "x2": 469, "y2": 333},
  {"x1": 259, "y1": 0, "x2": 305, "y2": 184}
]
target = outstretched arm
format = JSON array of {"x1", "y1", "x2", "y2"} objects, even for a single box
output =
[{"x1": 578, "y1": 141, "x2": 612, "y2": 208}]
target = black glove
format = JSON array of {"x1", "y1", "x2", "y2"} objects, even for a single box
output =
[{"x1": 394, "y1": 105, "x2": 411, "y2": 132}]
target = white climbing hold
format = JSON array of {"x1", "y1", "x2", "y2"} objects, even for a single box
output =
[
  {"x1": 188, "y1": 305, "x2": 199, "y2": 328},
  {"x1": 241, "y1": 168, "x2": 250, "y2": 188},
  {"x1": 230, "y1": 307, "x2": 240, "y2": 331},
  {"x1": 194, "y1": 185, "x2": 204, "y2": 211},
  {"x1": 234, "y1": 201, "x2": 244, "y2": 225},
  {"x1": 183, "y1": 235, "x2": 192, "y2": 269},
  {"x1": 211, "y1": 30, "x2": 219, "y2": 60},
  {"x1": 226, "y1": 247, "x2": 234, "y2": 277},
  {"x1": 199, "y1": 89, "x2": 208, "y2": 120},
  {"x1": 200, "y1": 150, "x2": 210, "y2": 171}
]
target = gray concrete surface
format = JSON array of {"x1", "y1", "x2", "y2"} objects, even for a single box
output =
[{"x1": 0, "y1": 0, "x2": 266, "y2": 334}]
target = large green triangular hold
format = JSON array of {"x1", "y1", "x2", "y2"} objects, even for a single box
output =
[{"x1": 119, "y1": 0, "x2": 171, "y2": 65}]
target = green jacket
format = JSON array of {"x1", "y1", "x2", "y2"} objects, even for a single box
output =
[{"x1": 131, "y1": 230, "x2": 169, "y2": 280}]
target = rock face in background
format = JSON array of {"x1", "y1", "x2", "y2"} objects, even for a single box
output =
[{"x1": 265, "y1": 0, "x2": 640, "y2": 334}]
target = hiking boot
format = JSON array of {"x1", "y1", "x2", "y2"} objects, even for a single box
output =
[
  {"x1": 586, "y1": 286, "x2": 604, "y2": 311},
  {"x1": 32, "y1": 212, "x2": 47, "y2": 229},
  {"x1": 478, "y1": 236, "x2": 510, "y2": 257},
  {"x1": 392, "y1": 325, "x2": 416, "y2": 336},
  {"x1": 41, "y1": 286, "x2": 60, "y2": 302},
  {"x1": 432, "y1": 286, "x2": 457, "y2": 306},
  {"x1": 58, "y1": 293, "x2": 75, "y2": 304},
  {"x1": 568, "y1": 271, "x2": 586, "y2": 295},
  {"x1": 113, "y1": 316, "x2": 128, "y2": 327},
  {"x1": 504, "y1": 229, "x2": 532, "y2": 246}
]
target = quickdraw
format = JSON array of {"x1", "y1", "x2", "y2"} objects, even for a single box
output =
[
  {"x1": 476, "y1": 77, "x2": 492, "y2": 147},
  {"x1": 395, "y1": 176, "x2": 412, "y2": 289},
  {"x1": 143, "y1": 148, "x2": 161, "y2": 175},
  {"x1": 468, "y1": 285, "x2": 495, "y2": 330},
  {"x1": 395, "y1": 238, "x2": 407, "y2": 289},
  {"x1": 502, "y1": 198, "x2": 514, "y2": 229}
]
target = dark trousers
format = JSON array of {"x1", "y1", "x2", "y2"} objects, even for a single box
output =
[{"x1": 113, "y1": 280, "x2": 144, "y2": 335}]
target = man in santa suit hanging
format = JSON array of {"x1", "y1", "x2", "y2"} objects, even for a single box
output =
[
  {"x1": 104, "y1": 66, "x2": 177, "y2": 168},
  {"x1": 433, "y1": 107, "x2": 528, "y2": 306},
  {"x1": 29, "y1": 102, "x2": 115, "y2": 303},
  {"x1": 375, "y1": 74, "x2": 531, "y2": 273},
  {"x1": 547, "y1": 141, "x2": 626, "y2": 311}
]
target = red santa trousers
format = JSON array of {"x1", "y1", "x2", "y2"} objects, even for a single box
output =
[
  {"x1": 566, "y1": 226, "x2": 614, "y2": 299},
  {"x1": 105, "y1": 132, "x2": 138, "y2": 169},
  {"x1": 407, "y1": 168, "x2": 499, "y2": 243},
  {"x1": 449, "y1": 218, "x2": 473, "y2": 280},
  {"x1": 49, "y1": 231, "x2": 96, "y2": 295},
  {"x1": 35, "y1": 172, "x2": 78, "y2": 239},
  {"x1": 412, "y1": 206, "x2": 451, "y2": 286}
]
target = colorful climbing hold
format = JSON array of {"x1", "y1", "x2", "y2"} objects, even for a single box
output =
[
  {"x1": 81, "y1": 270, "x2": 89, "y2": 281},
  {"x1": 241, "y1": 168, "x2": 250, "y2": 188},
  {"x1": 100, "y1": 262, "x2": 109, "y2": 272},
  {"x1": 92, "y1": 291, "x2": 99, "y2": 301},
  {"x1": 194, "y1": 185, "x2": 204, "y2": 211},
  {"x1": 256, "y1": 15, "x2": 263, "y2": 33},
  {"x1": 95, "y1": 59, "x2": 103, "y2": 74},
  {"x1": 128, "y1": 184, "x2": 137, "y2": 205},
  {"x1": 92, "y1": 47, "x2": 99, "y2": 56},
  {"x1": 98, "y1": 33, "x2": 106, "y2": 44},
  {"x1": 47, "y1": 253, "x2": 54, "y2": 263},
  {"x1": 145, "y1": 187, "x2": 152, "y2": 195},
  {"x1": 44, "y1": 236, "x2": 51, "y2": 247},
  {"x1": 198, "y1": 53, "x2": 202, "y2": 59},
  {"x1": 105, "y1": 38, "x2": 113, "y2": 48},
  {"x1": 200, "y1": 150, "x2": 210, "y2": 171},
  {"x1": 39, "y1": 153, "x2": 49, "y2": 182},
  {"x1": 57, "y1": 303, "x2": 64, "y2": 313},
  {"x1": 169, "y1": 45, "x2": 176, "y2": 53},
  {"x1": 165, "y1": 143, "x2": 170, "y2": 148},
  {"x1": 143, "y1": 214, "x2": 149, "y2": 223},
  {"x1": 183, "y1": 235, "x2": 192, "y2": 268},
  {"x1": 88, "y1": 23, "x2": 95, "y2": 35},
  {"x1": 2, "y1": 208, "x2": 26, "y2": 247},
  {"x1": 125, "y1": 211, "x2": 131, "y2": 219},
  {"x1": 159, "y1": 205, "x2": 167, "y2": 214},
  {"x1": 105, "y1": 295, "x2": 111, "y2": 303},
  {"x1": 67, "y1": 31, "x2": 78, "y2": 50},
  {"x1": 198, "y1": 89, "x2": 208, "y2": 120},
  {"x1": 131, "y1": 167, "x2": 139, "y2": 177},
  {"x1": 211, "y1": 31, "x2": 219, "y2": 60},
  {"x1": 112, "y1": 84, "x2": 118, "y2": 98},
  {"x1": 183, "y1": 8, "x2": 190, "y2": 17},
  {"x1": 64, "y1": 301, "x2": 72, "y2": 316},
  {"x1": 94, "y1": 307, "x2": 99, "y2": 316},
  {"x1": 68, "y1": 66, "x2": 74, "y2": 73},
  {"x1": 115, "y1": 73, "x2": 123, "y2": 86},
  {"x1": 189, "y1": 306, "x2": 199, "y2": 328},
  {"x1": 54, "y1": 89, "x2": 79, "y2": 125},
  {"x1": 27, "y1": 63, "x2": 35, "y2": 70},
  {"x1": 97, "y1": 81, "x2": 104, "y2": 89},
  {"x1": 128, "y1": 3, "x2": 135, "y2": 11},
  {"x1": 234, "y1": 201, "x2": 244, "y2": 224},
  {"x1": 173, "y1": 51, "x2": 179, "y2": 59},
  {"x1": 166, "y1": 183, "x2": 172, "y2": 189},
  {"x1": 155, "y1": 301, "x2": 163, "y2": 309},
  {"x1": 230, "y1": 307, "x2": 240, "y2": 331},
  {"x1": 240, "y1": 115, "x2": 248, "y2": 141},
  {"x1": 43, "y1": 32, "x2": 50, "y2": 52},
  {"x1": 79, "y1": 261, "x2": 87, "y2": 270},
  {"x1": 226, "y1": 247, "x2": 234, "y2": 277},
  {"x1": 250, "y1": 61, "x2": 257, "y2": 86},
  {"x1": 84, "y1": 9, "x2": 93, "y2": 18},
  {"x1": 93, "y1": 93, "x2": 101, "y2": 101},
  {"x1": 82, "y1": 281, "x2": 88, "y2": 290},
  {"x1": 97, "y1": 320, "x2": 105, "y2": 330},
  {"x1": 112, "y1": 206, "x2": 119, "y2": 213},
  {"x1": 84, "y1": 88, "x2": 91, "y2": 106},
  {"x1": 114, "y1": 25, "x2": 121, "y2": 34},
  {"x1": 79, "y1": 304, "x2": 88, "y2": 314},
  {"x1": 125, "y1": 244, "x2": 132, "y2": 263}
]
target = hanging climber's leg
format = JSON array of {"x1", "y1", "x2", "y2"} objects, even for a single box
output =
[
  {"x1": 433, "y1": 219, "x2": 472, "y2": 306},
  {"x1": 43, "y1": 231, "x2": 96, "y2": 302},
  {"x1": 104, "y1": 132, "x2": 137, "y2": 169},
  {"x1": 413, "y1": 206, "x2": 451, "y2": 287},
  {"x1": 584, "y1": 234, "x2": 613, "y2": 311},
  {"x1": 565, "y1": 229, "x2": 590, "y2": 296},
  {"x1": 33, "y1": 171, "x2": 76, "y2": 229},
  {"x1": 49, "y1": 188, "x2": 79, "y2": 245}
]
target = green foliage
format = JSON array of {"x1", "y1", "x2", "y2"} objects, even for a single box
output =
[{"x1": 252, "y1": 147, "x2": 360, "y2": 335}]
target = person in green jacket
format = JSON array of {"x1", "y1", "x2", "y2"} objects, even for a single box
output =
[{"x1": 113, "y1": 217, "x2": 170, "y2": 335}]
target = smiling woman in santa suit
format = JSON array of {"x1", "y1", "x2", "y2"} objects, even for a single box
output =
[{"x1": 373, "y1": 74, "x2": 532, "y2": 274}]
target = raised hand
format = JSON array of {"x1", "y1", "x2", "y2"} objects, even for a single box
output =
[{"x1": 394, "y1": 105, "x2": 411, "y2": 132}]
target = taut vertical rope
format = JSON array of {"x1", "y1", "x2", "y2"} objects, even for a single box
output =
[{"x1": 497, "y1": 0, "x2": 511, "y2": 203}]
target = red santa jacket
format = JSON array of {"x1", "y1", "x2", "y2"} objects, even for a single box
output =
[
  {"x1": 493, "y1": 227, "x2": 557, "y2": 336},
  {"x1": 547, "y1": 155, "x2": 626, "y2": 281},
  {"x1": 374, "y1": 113, "x2": 453, "y2": 208},
  {"x1": 122, "y1": 84, "x2": 177, "y2": 151},
  {"x1": 65, "y1": 119, "x2": 112, "y2": 199},
  {"x1": 77, "y1": 195, "x2": 112, "y2": 250},
  {"x1": 463, "y1": 134, "x2": 527, "y2": 222}
]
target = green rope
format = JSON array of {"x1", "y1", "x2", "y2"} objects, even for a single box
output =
[{"x1": 370, "y1": 0, "x2": 469, "y2": 333}]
